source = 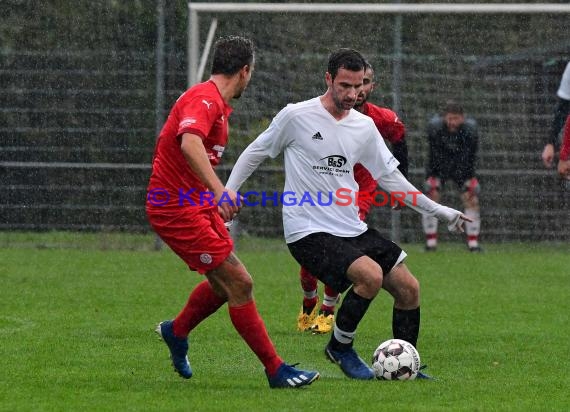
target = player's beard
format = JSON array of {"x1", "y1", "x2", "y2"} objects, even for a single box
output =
[
  {"x1": 354, "y1": 91, "x2": 369, "y2": 111},
  {"x1": 332, "y1": 91, "x2": 356, "y2": 111},
  {"x1": 234, "y1": 85, "x2": 245, "y2": 99},
  {"x1": 234, "y1": 78, "x2": 249, "y2": 99},
  {"x1": 354, "y1": 98, "x2": 366, "y2": 111}
]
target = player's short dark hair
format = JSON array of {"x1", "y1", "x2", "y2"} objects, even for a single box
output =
[
  {"x1": 443, "y1": 100, "x2": 464, "y2": 115},
  {"x1": 364, "y1": 60, "x2": 374, "y2": 77},
  {"x1": 327, "y1": 48, "x2": 366, "y2": 81},
  {"x1": 211, "y1": 35, "x2": 255, "y2": 75}
]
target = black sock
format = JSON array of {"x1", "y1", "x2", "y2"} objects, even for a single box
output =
[
  {"x1": 329, "y1": 287, "x2": 372, "y2": 350},
  {"x1": 392, "y1": 307, "x2": 420, "y2": 348}
]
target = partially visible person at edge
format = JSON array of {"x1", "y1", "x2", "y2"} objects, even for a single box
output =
[
  {"x1": 542, "y1": 61, "x2": 570, "y2": 169},
  {"x1": 226, "y1": 48, "x2": 471, "y2": 380},
  {"x1": 557, "y1": 114, "x2": 570, "y2": 179},
  {"x1": 146, "y1": 35, "x2": 319, "y2": 389},
  {"x1": 297, "y1": 61, "x2": 409, "y2": 335},
  {"x1": 422, "y1": 101, "x2": 482, "y2": 252}
]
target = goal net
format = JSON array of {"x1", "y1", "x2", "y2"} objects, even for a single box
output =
[{"x1": 188, "y1": 2, "x2": 570, "y2": 243}]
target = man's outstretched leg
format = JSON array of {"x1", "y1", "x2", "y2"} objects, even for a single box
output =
[
  {"x1": 156, "y1": 279, "x2": 226, "y2": 378},
  {"x1": 210, "y1": 255, "x2": 319, "y2": 388},
  {"x1": 324, "y1": 256, "x2": 381, "y2": 380}
]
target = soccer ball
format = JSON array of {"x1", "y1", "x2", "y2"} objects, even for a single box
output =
[{"x1": 372, "y1": 339, "x2": 421, "y2": 380}]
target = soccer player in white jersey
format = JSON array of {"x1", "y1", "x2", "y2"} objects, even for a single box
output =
[{"x1": 226, "y1": 48, "x2": 470, "y2": 380}]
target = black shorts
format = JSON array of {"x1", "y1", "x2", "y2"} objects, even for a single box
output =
[{"x1": 287, "y1": 228, "x2": 405, "y2": 294}]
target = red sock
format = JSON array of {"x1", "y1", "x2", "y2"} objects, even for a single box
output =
[
  {"x1": 173, "y1": 280, "x2": 226, "y2": 338},
  {"x1": 300, "y1": 267, "x2": 318, "y2": 308},
  {"x1": 229, "y1": 300, "x2": 283, "y2": 376},
  {"x1": 300, "y1": 267, "x2": 318, "y2": 292}
]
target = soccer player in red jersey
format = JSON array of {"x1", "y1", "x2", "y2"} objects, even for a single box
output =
[
  {"x1": 147, "y1": 35, "x2": 319, "y2": 389},
  {"x1": 297, "y1": 62, "x2": 409, "y2": 334},
  {"x1": 557, "y1": 114, "x2": 570, "y2": 179}
]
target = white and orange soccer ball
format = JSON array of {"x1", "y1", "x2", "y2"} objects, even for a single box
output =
[{"x1": 372, "y1": 339, "x2": 421, "y2": 380}]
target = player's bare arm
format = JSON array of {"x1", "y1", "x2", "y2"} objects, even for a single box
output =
[{"x1": 180, "y1": 132, "x2": 241, "y2": 220}]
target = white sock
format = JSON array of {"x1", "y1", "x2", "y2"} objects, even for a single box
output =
[
  {"x1": 464, "y1": 208, "x2": 480, "y2": 247},
  {"x1": 333, "y1": 325, "x2": 355, "y2": 345},
  {"x1": 323, "y1": 292, "x2": 339, "y2": 307},
  {"x1": 422, "y1": 215, "x2": 438, "y2": 246},
  {"x1": 303, "y1": 289, "x2": 317, "y2": 299}
]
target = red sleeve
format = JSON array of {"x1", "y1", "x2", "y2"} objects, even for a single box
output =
[
  {"x1": 176, "y1": 95, "x2": 223, "y2": 140},
  {"x1": 354, "y1": 163, "x2": 377, "y2": 193},
  {"x1": 560, "y1": 115, "x2": 570, "y2": 161},
  {"x1": 372, "y1": 107, "x2": 406, "y2": 144}
]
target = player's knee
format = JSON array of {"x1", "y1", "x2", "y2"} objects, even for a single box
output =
[
  {"x1": 227, "y1": 267, "x2": 254, "y2": 295},
  {"x1": 463, "y1": 177, "x2": 480, "y2": 196},
  {"x1": 348, "y1": 256, "x2": 383, "y2": 298},
  {"x1": 391, "y1": 266, "x2": 420, "y2": 306},
  {"x1": 367, "y1": 271, "x2": 383, "y2": 294},
  {"x1": 424, "y1": 176, "x2": 441, "y2": 197},
  {"x1": 408, "y1": 276, "x2": 420, "y2": 303},
  {"x1": 397, "y1": 276, "x2": 419, "y2": 307},
  {"x1": 207, "y1": 264, "x2": 253, "y2": 304},
  {"x1": 354, "y1": 269, "x2": 382, "y2": 295},
  {"x1": 238, "y1": 273, "x2": 254, "y2": 293}
]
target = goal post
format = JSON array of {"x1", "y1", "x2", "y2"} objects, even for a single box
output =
[{"x1": 187, "y1": 3, "x2": 570, "y2": 86}]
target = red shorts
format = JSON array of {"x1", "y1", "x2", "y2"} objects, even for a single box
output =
[{"x1": 147, "y1": 206, "x2": 233, "y2": 274}]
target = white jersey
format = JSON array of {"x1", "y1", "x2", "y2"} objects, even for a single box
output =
[
  {"x1": 226, "y1": 97, "x2": 399, "y2": 243},
  {"x1": 557, "y1": 62, "x2": 570, "y2": 100}
]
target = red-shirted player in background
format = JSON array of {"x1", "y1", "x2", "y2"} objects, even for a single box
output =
[
  {"x1": 297, "y1": 61, "x2": 409, "y2": 334},
  {"x1": 147, "y1": 36, "x2": 319, "y2": 389},
  {"x1": 557, "y1": 114, "x2": 570, "y2": 179}
]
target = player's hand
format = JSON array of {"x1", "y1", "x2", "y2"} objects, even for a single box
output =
[
  {"x1": 542, "y1": 144, "x2": 555, "y2": 168},
  {"x1": 392, "y1": 202, "x2": 404, "y2": 211},
  {"x1": 216, "y1": 189, "x2": 242, "y2": 222},
  {"x1": 558, "y1": 159, "x2": 570, "y2": 179},
  {"x1": 434, "y1": 206, "x2": 473, "y2": 233}
]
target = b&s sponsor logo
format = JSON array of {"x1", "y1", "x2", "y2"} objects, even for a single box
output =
[{"x1": 312, "y1": 155, "x2": 351, "y2": 177}]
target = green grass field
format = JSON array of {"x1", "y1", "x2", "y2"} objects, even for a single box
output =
[{"x1": 1, "y1": 234, "x2": 569, "y2": 411}]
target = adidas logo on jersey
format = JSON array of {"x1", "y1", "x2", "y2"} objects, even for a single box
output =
[{"x1": 312, "y1": 131, "x2": 323, "y2": 140}]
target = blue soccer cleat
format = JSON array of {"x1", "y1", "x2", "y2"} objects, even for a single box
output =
[
  {"x1": 155, "y1": 320, "x2": 192, "y2": 379},
  {"x1": 325, "y1": 344, "x2": 374, "y2": 380},
  {"x1": 266, "y1": 363, "x2": 320, "y2": 388},
  {"x1": 416, "y1": 364, "x2": 436, "y2": 380}
]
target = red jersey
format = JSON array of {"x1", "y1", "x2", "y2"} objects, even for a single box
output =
[
  {"x1": 354, "y1": 102, "x2": 406, "y2": 194},
  {"x1": 147, "y1": 80, "x2": 232, "y2": 209},
  {"x1": 560, "y1": 114, "x2": 570, "y2": 161}
]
